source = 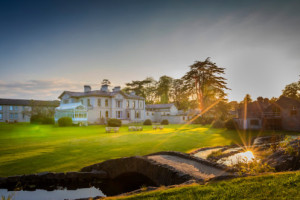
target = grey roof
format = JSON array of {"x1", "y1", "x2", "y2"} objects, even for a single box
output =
[
  {"x1": 58, "y1": 90, "x2": 144, "y2": 100},
  {"x1": 146, "y1": 103, "x2": 175, "y2": 109},
  {"x1": 0, "y1": 98, "x2": 60, "y2": 107}
]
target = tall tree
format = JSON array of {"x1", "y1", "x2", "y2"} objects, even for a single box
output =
[
  {"x1": 281, "y1": 79, "x2": 300, "y2": 100},
  {"x1": 170, "y1": 79, "x2": 190, "y2": 111},
  {"x1": 125, "y1": 79, "x2": 152, "y2": 98},
  {"x1": 182, "y1": 57, "x2": 229, "y2": 113},
  {"x1": 143, "y1": 77, "x2": 158, "y2": 104},
  {"x1": 157, "y1": 75, "x2": 173, "y2": 104}
]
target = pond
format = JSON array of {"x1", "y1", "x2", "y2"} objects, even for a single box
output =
[{"x1": 0, "y1": 187, "x2": 105, "y2": 200}]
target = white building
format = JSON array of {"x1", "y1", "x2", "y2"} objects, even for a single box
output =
[
  {"x1": 55, "y1": 84, "x2": 146, "y2": 124},
  {"x1": 145, "y1": 103, "x2": 190, "y2": 124},
  {"x1": 0, "y1": 98, "x2": 59, "y2": 123}
]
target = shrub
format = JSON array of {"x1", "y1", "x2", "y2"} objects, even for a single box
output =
[
  {"x1": 41, "y1": 117, "x2": 55, "y2": 124},
  {"x1": 225, "y1": 118, "x2": 238, "y2": 129},
  {"x1": 161, "y1": 119, "x2": 169, "y2": 125},
  {"x1": 30, "y1": 115, "x2": 43, "y2": 124},
  {"x1": 212, "y1": 120, "x2": 225, "y2": 128},
  {"x1": 192, "y1": 116, "x2": 214, "y2": 125},
  {"x1": 107, "y1": 118, "x2": 122, "y2": 127},
  {"x1": 58, "y1": 117, "x2": 73, "y2": 127},
  {"x1": 143, "y1": 119, "x2": 152, "y2": 125}
]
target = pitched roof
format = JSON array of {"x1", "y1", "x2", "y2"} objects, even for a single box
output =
[
  {"x1": 58, "y1": 90, "x2": 144, "y2": 100},
  {"x1": 56, "y1": 102, "x2": 86, "y2": 110},
  {"x1": 146, "y1": 103, "x2": 175, "y2": 109},
  {"x1": 0, "y1": 98, "x2": 60, "y2": 107}
]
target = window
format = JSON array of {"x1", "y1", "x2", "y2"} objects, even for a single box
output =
[
  {"x1": 14, "y1": 113, "x2": 18, "y2": 119},
  {"x1": 87, "y1": 99, "x2": 91, "y2": 106},
  {"x1": 133, "y1": 101, "x2": 136, "y2": 108},
  {"x1": 14, "y1": 106, "x2": 18, "y2": 111},
  {"x1": 127, "y1": 112, "x2": 130, "y2": 119},
  {"x1": 80, "y1": 99, "x2": 83, "y2": 105},
  {"x1": 291, "y1": 106, "x2": 297, "y2": 116},
  {"x1": 98, "y1": 99, "x2": 101, "y2": 107},
  {"x1": 0, "y1": 105, "x2": 2, "y2": 110},
  {"x1": 250, "y1": 119, "x2": 259, "y2": 126},
  {"x1": 116, "y1": 111, "x2": 122, "y2": 119},
  {"x1": 105, "y1": 111, "x2": 109, "y2": 118},
  {"x1": 139, "y1": 101, "x2": 143, "y2": 108},
  {"x1": 105, "y1": 99, "x2": 109, "y2": 107},
  {"x1": 183, "y1": 116, "x2": 185, "y2": 120},
  {"x1": 135, "y1": 111, "x2": 140, "y2": 119},
  {"x1": 116, "y1": 100, "x2": 122, "y2": 108},
  {"x1": 63, "y1": 99, "x2": 69, "y2": 104},
  {"x1": 9, "y1": 106, "x2": 13, "y2": 111},
  {"x1": 99, "y1": 111, "x2": 101, "y2": 118},
  {"x1": 147, "y1": 112, "x2": 149, "y2": 116},
  {"x1": 127, "y1": 100, "x2": 130, "y2": 108},
  {"x1": 9, "y1": 113, "x2": 14, "y2": 119},
  {"x1": 0, "y1": 113, "x2": 2, "y2": 120}
]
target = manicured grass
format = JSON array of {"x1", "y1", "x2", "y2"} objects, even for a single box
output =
[
  {"x1": 109, "y1": 171, "x2": 300, "y2": 200},
  {"x1": 0, "y1": 123, "x2": 297, "y2": 177}
]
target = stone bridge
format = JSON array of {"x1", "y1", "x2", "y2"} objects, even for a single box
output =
[{"x1": 80, "y1": 151, "x2": 236, "y2": 186}]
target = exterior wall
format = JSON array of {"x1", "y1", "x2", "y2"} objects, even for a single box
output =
[
  {"x1": 59, "y1": 93, "x2": 146, "y2": 124},
  {"x1": 281, "y1": 108, "x2": 300, "y2": 131},
  {"x1": 161, "y1": 115, "x2": 188, "y2": 124},
  {"x1": 0, "y1": 105, "x2": 31, "y2": 122},
  {"x1": 235, "y1": 118, "x2": 262, "y2": 130}
]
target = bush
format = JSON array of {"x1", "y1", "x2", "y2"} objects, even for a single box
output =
[
  {"x1": 161, "y1": 119, "x2": 169, "y2": 125},
  {"x1": 41, "y1": 117, "x2": 55, "y2": 124},
  {"x1": 225, "y1": 118, "x2": 238, "y2": 129},
  {"x1": 30, "y1": 115, "x2": 43, "y2": 124},
  {"x1": 58, "y1": 117, "x2": 73, "y2": 127},
  {"x1": 192, "y1": 117, "x2": 214, "y2": 125},
  {"x1": 143, "y1": 119, "x2": 152, "y2": 125},
  {"x1": 107, "y1": 118, "x2": 122, "y2": 127},
  {"x1": 212, "y1": 120, "x2": 225, "y2": 128}
]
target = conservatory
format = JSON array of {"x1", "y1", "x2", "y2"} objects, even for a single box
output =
[{"x1": 55, "y1": 102, "x2": 88, "y2": 125}]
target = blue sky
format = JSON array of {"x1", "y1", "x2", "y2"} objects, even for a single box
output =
[{"x1": 0, "y1": 0, "x2": 299, "y2": 101}]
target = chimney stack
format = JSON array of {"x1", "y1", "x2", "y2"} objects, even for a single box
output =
[
  {"x1": 84, "y1": 85, "x2": 91, "y2": 93},
  {"x1": 113, "y1": 86, "x2": 121, "y2": 92},
  {"x1": 101, "y1": 84, "x2": 109, "y2": 92}
]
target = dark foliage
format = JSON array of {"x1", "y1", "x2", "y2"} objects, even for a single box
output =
[
  {"x1": 58, "y1": 117, "x2": 73, "y2": 127},
  {"x1": 161, "y1": 119, "x2": 169, "y2": 125},
  {"x1": 107, "y1": 118, "x2": 122, "y2": 127},
  {"x1": 143, "y1": 119, "x2": 152, "y2": 125},
  {"x1": 225, "y1": 118, "x2": 238, "y2": 129}
]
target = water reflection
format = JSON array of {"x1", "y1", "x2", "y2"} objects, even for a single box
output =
[{"x1": 218, "y1": 150, "x2": 256, "y2": 166}]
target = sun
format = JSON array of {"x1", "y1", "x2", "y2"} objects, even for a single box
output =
[{"x1": 240, "y1": 150, "x2": 255, "y2": 162}]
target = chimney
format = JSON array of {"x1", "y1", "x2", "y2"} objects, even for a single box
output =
[
  {"x1": 101, "y1": 84, "x2": 109, "y2": 92},
  {"x1": 84, "y1": 85, "x2": 91, "y2": 93},
  {"x1": 113, "y1": 86, "x2": 121, "y2": 92}
]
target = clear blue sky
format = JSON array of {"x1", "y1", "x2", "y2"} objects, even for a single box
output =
[{"x1": 0, "y1": 0, "x2": 299, "y2": 101}]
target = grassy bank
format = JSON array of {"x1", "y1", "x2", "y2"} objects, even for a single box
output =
[
  {"x1": 110, "y1": 171, "x2": 300, "y2": 200},
  {"x1": 0, "y1": 123, "x2": 297, "y2": 176}
]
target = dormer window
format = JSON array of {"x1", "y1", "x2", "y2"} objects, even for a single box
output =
[
  {"x1": 291, "y1": 106, "x2": 297, "y2": 116},
  {"x1": 63, "y1": 99, "x2": 69, "y2": 104}
]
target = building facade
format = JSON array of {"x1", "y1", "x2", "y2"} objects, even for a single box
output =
[
  {"x1": 235, "y1": 96, "x2": 300, "y2": 131},
  {"x1": 0, "y1": 99, "x2": 59, "y2": 123},
  {"x1": 145, "y1": 103, "x2": 189, "y2": 124},
  {"x1": 56, "y1": 84, "x2": 146, "y2": 124}
]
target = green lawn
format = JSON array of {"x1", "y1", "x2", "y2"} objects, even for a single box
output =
[
  {"x1": 0, "y1": 123, "x2": 296, "y2": 177},
  {"x1": 111, "y1": 171, "x2": 300, "y2": 200}
]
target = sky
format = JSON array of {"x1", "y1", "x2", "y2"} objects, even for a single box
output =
[{"x1": 0, "y1": 0, "x2": 299, "y2": 101}]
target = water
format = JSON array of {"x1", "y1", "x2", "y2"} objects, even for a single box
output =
[
  {"x1": 217, "y1": 151, "x2": 256, "y2": 166},
  {"x1": 0, "y1": 187, "x2": 105, "y2": 200}
]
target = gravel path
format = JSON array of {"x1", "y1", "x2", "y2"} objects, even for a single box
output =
[{"x1": 147, "y1": 155, "x2": 230, "y2": 181}]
